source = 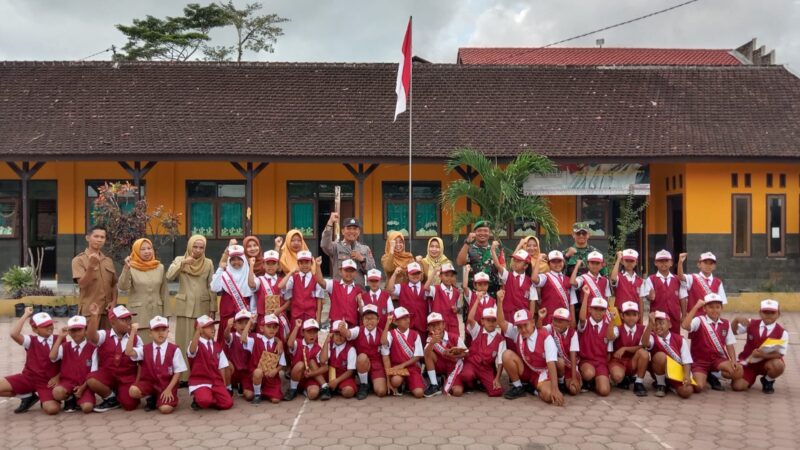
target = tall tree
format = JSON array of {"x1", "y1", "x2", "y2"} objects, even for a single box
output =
[
  {"x1": 203, "y1": 1, "x2": 289, "y2": 62},
  {"x1": 442, "y1": 148, "x2": 560, "y2": 245}
]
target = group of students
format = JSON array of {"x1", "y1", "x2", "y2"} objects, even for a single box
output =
[{"x1": 0, "y1": 237, "x2": 789, "y2": 414}]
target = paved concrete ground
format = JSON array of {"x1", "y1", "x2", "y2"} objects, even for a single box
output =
[{"x1": 0, "y1": 312, "x2": 798, "y2": 450}]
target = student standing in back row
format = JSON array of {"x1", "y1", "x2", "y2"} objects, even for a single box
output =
[{"x1": 678, "y1": 252, "x2": 726, "y2": 317}]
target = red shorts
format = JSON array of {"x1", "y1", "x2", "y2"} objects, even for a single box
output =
[
  {"x1": 521, "y1": 366, "x2": 550, "y2": 386},
  {"x1": 257, "y1": 374, "x2": 283, "y2": 401},
  {"x1": 5, "y1": 374, "x2": 55, "y2": 403},
  {"x1": 334, "y1": 378, "x2": 358, "y2": 394},
  {"x1": 232, "y1": 369, "x2": 254, "y2": 392},
  {"x1": 365, "y1": 356, "x2": 386, "y2": 381},
  {"x1": 580, "y1": 360, "x2": 609, "y2": 377},
  {"x1": 298, "y1": 377, "x2": 320, "y2": 392},
  {"x1": 404, "y1": 367, "x2": 425, "y2": 392},
  {"x1": 132, "y1": 381, "x2": 179, "y2": 408},
  {"x1": 453, "y1": 361, "x2": 503, "y2": 397},
  {"x1": 433, "y1": 356, "x2": 455, "y2": 375},
  {"x1": 86, "y1": 368, "x2": 138, "y2": 410},
  {"x1": 561, "y1": 361, "x2": 577, "y2": 379},
  {"x1": 742, "y1": 359, "x2": 783, "y2": 386},
  {"x1": 56, "y1": 381, "x2": 95, "y2": 406},
  {"x1": 609, "y1": 357, "x2": 636, "y2": 376},
  {"x1": 691, "y1": 356, "x2": 727, "y2": 375}
]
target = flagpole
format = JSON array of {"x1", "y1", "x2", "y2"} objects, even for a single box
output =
[{"x1": 407, "y1": 16, "x2": 413, "y2": 252}]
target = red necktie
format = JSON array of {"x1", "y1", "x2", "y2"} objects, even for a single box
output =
[
  {"x1": 595, "y1": 324, "x2": 600, "y2": 335},
  {"x1": 74, "y1": 344, "x2": 80, "y2": 355},
  {"x1": 760, "y1": 326, "x2": 767, "y2": 340},
  {"x1": 372, "y1": 293, "x2": 377, "y2": 304},
  {"x1": 115, "y1": 336, "x2": 122, "y2": 353},
  {"x1": 413, "y1": 285, "x2": 418, "y2": 296},
  {"x1": 206, "y1": 341, "x2": 213, "y2": 355},
  {"x1": 368, "y1": 332, "x2": 375, "y2": 346},
  {"x1": 155, "y1": 345, "x2": 162, "y2": 366},
  {"x1": 712, "y1": 322, "x2": 718, "y2": 333},
  {"x1": 628, "y1": 330, "x2": 634, "y2": 340}
]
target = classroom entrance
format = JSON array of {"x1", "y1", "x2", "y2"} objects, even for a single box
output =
[{"x1": 666, "y1": 194, "x2": 685, "y2": 258}]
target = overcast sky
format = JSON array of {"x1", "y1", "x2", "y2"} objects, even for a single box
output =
[{"x1": 0, "y1": 0, "x2": 798, "y2": 69}]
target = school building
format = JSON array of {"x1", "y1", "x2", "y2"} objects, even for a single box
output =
[{"x1": 0, "y1": 61, "x2": 798, "y2": 293}]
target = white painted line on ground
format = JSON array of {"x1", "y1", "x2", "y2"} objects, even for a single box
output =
[
  {"x1": 283, "y1": 397, "x2": 308, "y2": 446},
  {"x1": 601, "y1": 399, "x2": 673, "y2": 449}
]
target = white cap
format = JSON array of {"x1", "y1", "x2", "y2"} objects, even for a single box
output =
[
  {"x1": 654, "y1": 311, "x2": 668, "y2": 320},
  {"x1": 235, "y1": 309, "x2": 252, "y2": 321},
  {"x1": 367, "y1": 269, "x2": 382, "y2": 281},
  {"x1": 30, "y1": 312, "x2": 53, "y2": 328},
  {"x1": 110, "y1": 305, "x2": 134, "y2": 320},
  {"x1": 548, "y1": 250, "x2": 564, "y2": 261},
  {"x1": 263, "y1": 250, "x2": 279, "y2": 261},
  {"x1": 330, "y1": 320, "x2": 346, "y2": 332},
  {"x1": 621, "y1": 301, "x2": 639, "y2": 313},
  {"x1": 341, "y1": 259, "x2": 358, "y2": 271},
  {"x1": 196, "y1": 315, "x2": 218, "y2": 328},
  {"x1": 427, "y1": 312, "x2": 444, "y2": 324},
  {"x1": 760, "y1": 299, "x2": 780, "y2": 312},
  {"x1": 227, "y1": 244, "x2": 245, "y2": 257},
  {"x1": 393, "y1": 306, "x2": 410, "y2": 319},
  {"x1": 512, "y1": 249, "x2": 530, "y2": 262},
  {"x1": 621, "y1": 249, "x2": 639, "y2": 260},
  {"x1": 589, "y1": 297, "x2": 608, "y2": 309},
  {"x1": 699, "y1": 252, "x2": 717, "y2": 262},
  {"x1": 587, "y1": 251, "x2": 604, "y2": 263},
  {"x1": 473, "y1": 272, "x2": 490, "y2": 283},
  {"x1": 149, "y1": 316, "x2": 169, "y2": 329},
  {"x1": 297, "y1": 250, "x2": 313, "y2": 261},
  {"x1": 553, "y1": 308, "x2": 570, "y2": 321},
  {"x1": 66, "y1": 315, "x2": 87, "y2": 330},
  {"x1": 362, "y1": 304, "x2": 379, "y2": 315},
  {"x1": 655, "y1": 250, "x2": 672, "y2": 261},
  {"x1": 440, "y1": 263, "x2": 456, "y2": 273},
  {"x1": 513, "y1": 309, "x2": 533, "y2": 325},
  {"x1": 482, "y1": 307, "x2": 497, "y2": 319},
  {"x1": 263, "y1": 314, "x2": 279, "y2": 325},
  {"x1": 302, "y1": 318, "x2": 320, "y2": 330},
  {"x1": 703, "y1": 293, "x2": 723, "y2": 304},
  {"x1": 406, "y1": 262, "x2": 422, "y2": 274}
]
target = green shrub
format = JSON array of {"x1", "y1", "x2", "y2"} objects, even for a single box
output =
[{"x1": 2, "y1": 266, "x2": 34, "y2": 296}]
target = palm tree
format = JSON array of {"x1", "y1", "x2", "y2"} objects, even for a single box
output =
[{"x1": 442, "y1": 148, "x2": 559, "y2": 246}]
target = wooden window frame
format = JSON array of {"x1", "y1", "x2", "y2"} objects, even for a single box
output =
[
  {"x1": 731, "y1": 173, "x2": 738, "y2": 188},
  {"x1": 382, "y1": 181, "x2": 442, "y2": 239},
  {"x1": 0, "y1": 197, "x2": 20, "y2": 239},
  {"x1": 731, "y1": 194, "x2": 751, "y2": 257},
  {"x1": 285, "y1": 181, "x2": 355, "y2": 239},
  {"x1": 766, "y1": 194, "x2": 786, "y2": 257},
  {"x1": 287, "y1": 199, "x2": 318, "y2": 239},
  {"x1": 186, "y1": 181, "x2": 246, "y2": 240},
  {"x1": 85, "y1": 180, "x2": 143, "y2": 231},
  {"x1": 576, "y1": 195, "x2": 611, "y2": 240}
]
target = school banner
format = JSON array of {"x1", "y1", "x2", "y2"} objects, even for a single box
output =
[{"x1": 523, "y1": 164, "x2": 649, "y2": 196}]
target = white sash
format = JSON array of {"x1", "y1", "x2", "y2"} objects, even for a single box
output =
[
  {"x1": 700, "y1": 319, "x2": 729, "y2": 359},
  {"x1": 393, "y1": 329, "x2": 415, "y2": 360},
  {"x1": 657, "y1": 335, "x2": 682, "y2": 364},
  {"x1": 551, "y1": 329, "x2": 571, "y2": 368},
  {"x1": 443, "y1": 358, "x2": 464, "y2": 395},
  {"x1": 221, "y1": 272, "x2": 248, "y2": 311},
  {"x1": 692, "y1": 274, "x2": 713, "y2": 296},
  {"x1": 583, "y1": 274, "x2": 614, "y2": 321},
  {"x1": 545, "y1": 273, "x2": 570, "y2": 309},
  {"x1": 517, "y1": 333, "x2": 546, "y2": 373},
  {"x1": 259, "y1": 275, "x2": 278, "y2": 295}
]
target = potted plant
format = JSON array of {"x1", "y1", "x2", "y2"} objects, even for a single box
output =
[
  {"x1": 14, "y1": 302, "x2": 26, "y2": 317},
  {"x1": 2, "y1": 265, "x2": 34, "y2": 298},
  {"x1": 52, "y1": 297, "x2": 69, "y2": 318}
]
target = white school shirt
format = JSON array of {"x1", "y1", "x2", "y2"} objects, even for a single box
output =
[
  {"x1": 381, "y1": 328, "x2": 424, "y2": 357},
  {"x1": 348, "y1": 326, "x2": 380, "y2": 343},
  {"x1": 225, "y1": 331, "x2": 255, "y2": 352},
  {"x1": 132, "y1": 342, "x2": 188, "y2": 373},
  {"x1": 364, "y1": 289, "x2": 395, "y2": 313},
  {"x1": 283, "y1": 272, "x2": 325, "y2": 299},
  {"x1": 688, "y1": 317, "x2": 736, "y2": 345},
  {"x1": 735, "y1": 321, "x2": 790, "y2": 355},
  {"x1": 575, "y1": 273, "x2": 612, "y2": 297},
  {"x1": 22, "y1": 334, "x2": 54, "y2": 350},
  {"x1": 95, "y1": 330, "x2": 143, "y2": 356},
  {"x1": 425, "y1": 331, "x2": 466, "y2": 349},
  {"x1": 644, "y1": 272, "x2": 688, "y2": 298},
  {"x1": 323, "y1": 279, "x2": 356, "y2": 295},
  {"x1": 50, "y1": 338, "x2": 99, "y2": 371},
  {"x1": 466, "y1": 322, "x2": 506, "y2": 365},
  {"x1": 254, "y1": 335, "x2": 287, "y2": 366},
  {"x1": 426, "y1": 284, "x2": 457, "y2": 301},
  {"x1": 503, "y1": 326, "x2": 558, "y2": 363},
  {"x1": 611, "y1": 272, "x2": 649, "y2": 297},
  {"x1": 646, "y1": 332, "x2": 693, "y2": 364},
  {"x1": 609, "y1": 323, "x2": 643, "y2": 351},
  {"x1": 289, "y1": 339, "x2": 322, "y2": 363},
  {"x1": 681, "y1": 273, "x2": 727, "y2": 304},
  {"x1": 331, "y1": 342, "x2": 358, "y2": 370},
  {"x1": 186, "y1": 336, "x2": 229, "y2": 393},
  {"x1": 543, "y1": 324, "x2": 580, "y2": 353},
  {"x1": 534, "y1": 273, "x2": 578, "y2": 305},
  {"x1": 498, "y1": 268, "x2": 539, "y2": 301},
  {"x1": 393, "y1": 281, "x2": 423, "y2": 298}
]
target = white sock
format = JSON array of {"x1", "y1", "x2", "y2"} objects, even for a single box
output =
[
  {"x1": 254, "y1": 385, "x2": 261, "y2": 396},
  {"x1": 558, "y1": 377, "x2": 565, "y2": 383},
  {"x1": 512, "y1": 380, "x2": 522, "y2": 388},
  {"x1": 765, "y1": 375, "x2": 775, "y2": 382},
  {"x1": 635, "y1": 377, "x2": 644, "y2": 384},
  {"x1": 358, "y1": 372, "x2": 369, "y2": 384},
  {"x1": 290, "y1": 380, "x2": 299, "y2": 390},
  {"x1": 428, "y1": 370, "x2": 438, "y2": 385},
  {"x1": 18, "y1": 393, "x2": 32, "y2": 399},
  {"x1": 226, "y1": 384, "x2": 232, "y2": 390},
  {"x1": 712, "y1": 371, "x2": 722, "y2": 378},
  {"x1": 655, "y1": 374, "x2": 666, "y2": 386},
  {"x1": 321, "y1": 383, "x2": 329, "y2": 390}
]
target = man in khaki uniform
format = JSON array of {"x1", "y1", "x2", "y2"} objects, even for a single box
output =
[
  {"x1": 72, "y1": 225, "x2": 118, "y2": 330},
  {"x1": 321, "y1": 213, "x2": 375, "y2": 285}
]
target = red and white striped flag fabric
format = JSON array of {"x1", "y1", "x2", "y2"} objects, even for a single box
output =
[{"x1": 394, "y1": 17, "x2": 412, "y2": 121}]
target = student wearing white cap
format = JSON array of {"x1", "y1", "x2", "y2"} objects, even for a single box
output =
[
  {"x1": 381, "y1": 307, "x2": 425, "y2": 398},
  {"x1": 321, "y1": 320, "x2": 358, "y2": 399},
  {"x1": 731, "y1": 300, "x2": 788, "y2": 393},
  {"x1": 607, "y1": 301, "x2": 648, "y2": 397},
  {"x1": 542, "y1": 307, "x2": 580, "y2": 396},
  {"x1": 427, "y1": 263, "x2": 461, "y2": 342},
  {"x1": 50, "y1": 315, "x2": 98, "y2": 413},
  {"x1": 277, "y1": 250, "x2": 325, "y2": 324},
  {"x1": 570, "y1": 251, "x2": 612, "y2": 323},
  {"x1": 0, "y1": 307, "x2": 60, "y2": 414},
  {"x1": 533, "y1": 250, "x2": 578, "y2": 326},
  {"x1": 339, "y1": 303, "x2": 388, "y2": 400},
  {"x1": 423, "y1": 312, "x2": 465, "y2": 397},
  {"x1": 450, "y1": 302, "x2": 505, "y2": 398},
  {"x1": 314, "y1": 258, "x2": 360, "y2": 327},
  {"x1": 677, "y1": 251, "x2": 727, "y2": 317},
  {"x1": 576, "y1": 290, "x2": 612, "y2": 397},
  {"x1": 386, "y1": 261, "x2": 430, "y2": 343},
  {"x1": 642, "y1": 310, "x2": 693, "y2": 399},
  {"x1": 210, "y1": 244, "x2": 258, "y2": 344},
  {"x1": 253, "y1": 250, "x2": 288, "y2": 331},
  {"x1": 492, "y1": 246, "x2": 538, "y2": 328},
  {"x1": 223, "y1": 310, "x2": 258, "y2": 401},
  {"x1": 284, "y1": 318, "x2": 331, "y2": 401},
  {"x1": 461, "y1": 269, "x2": 498, "y2": 346},
  {"x1": 359, "y1": 268, "x2": 394, "y2": 332},
  {"x1": 250, "y1": 314, "x2": 287, "y2": 404},
  {"x1": 610, "y1": 249, "x2": 647, "y2": 324},
  {"x1": 187, "y1": 315, "x2": 233, "y2": 410},
  {"x1": 644, "y1": 250, "x2": 686, "y2": 334}
]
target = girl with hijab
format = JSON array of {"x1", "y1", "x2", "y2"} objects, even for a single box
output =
[
  {"x1": 381, "y1": 231, "x2": 415, "y2": 286},
  {"x1": 243, "y1": 236, "x2": 265, "y2": 276},
  {"x1": 516, "y1": 235, "x2": 549, "y2": 275},
  {"x1": 419, "y1": 237, "x2": 451, "y2": 285},
  {"x1": 278, "y1": 229, "x2": 316, "y2": 275},
  {"x1": 167, "y1": 234, "x2": 216, "y2": 381},
  {"x1": 210, "y1": 244, "x2": 258, "y2": 344},
  {"x1": 119, "y1": 238, "x2": 169, "y2": 344}
]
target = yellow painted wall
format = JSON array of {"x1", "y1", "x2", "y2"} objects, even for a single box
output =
[{"x1": 646, "y1": 163, "x2": 686, "y2": 235}]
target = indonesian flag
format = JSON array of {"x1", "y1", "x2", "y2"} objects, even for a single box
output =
[{"x1": 394, "y1": 17, "x2": 412, "y2": 121}]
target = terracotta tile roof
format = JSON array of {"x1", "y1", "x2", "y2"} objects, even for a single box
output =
[
  {"x1": 0, "y1": 61, "x2": 798, "y2": 161},
  {"x1": 457, "y1": 47, "x2": 744, "y2": 66}
]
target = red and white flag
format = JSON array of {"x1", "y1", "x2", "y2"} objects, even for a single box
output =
[{"x1": 394, "y1": 17, "x2": 412, "y2": 121}]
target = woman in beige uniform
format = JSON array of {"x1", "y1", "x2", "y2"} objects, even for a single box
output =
[{"x1": 119, "y1": 238, "x2": 169, "y2": 344}]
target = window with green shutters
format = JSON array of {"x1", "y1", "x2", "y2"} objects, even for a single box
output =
[
  {"x1": 187, "y1": 181, "x2": 245, "y2": 239},
  {"x1": 383, "y1": 182, "x2": 441, "y2": 238}
]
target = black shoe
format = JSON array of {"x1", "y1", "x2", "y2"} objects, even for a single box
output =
[
  {"x1": 424, "y1": 384, "x2": 441, "y2": 398},
  {"x1": 93, "y1": 395, "x2": 120, "y2": 413},
  {"x1": 707, "y1": 373, "x2": 724, "y2": 391},
  {"x1": 191, "y1": 400, "x2": 200, "y2": 411},
  {"x1": 523, "y1": 383, "x2": 537, "y2": 395},
  {"x1": 63, "y1": 396, "x2": 78, "y2": 413},
  {"x1": 319, "y1": 386, "x2": 332, "y2": 401},
  {"x1": 503, "y1": 385, "x2": 526, "y2": 400},
  {"x1": 237, "y1": 384, "x2": 244, "y2": 396},
  {"x1": 178, "y1": 381, "x2": 189, "y2": 389},
  {"x1": 357, "y1": 383, "x2": 370, "y2": 400},
  {"x1": 227, "y1": 387, "x2": 234, "y2": 396},
  {"x1": 655, "y1": 385, "x2": 666, "y2": 398},
  {"x1": 633, "y1": 382, "x2": 648, "y2": 397},
  {"x1": 558, "y1": 381, "x2": 568, "y2": 394},
  {"x1": 251, "y1": 395, "x2": 262, "y2": 404},
  {"x1": 284, "y1": 388, "x2": 298, "y2": 401},
  {"x1": 144, "y1": 395, "x2": 157, "y2": 412},
  {"x1": 13, "y1": 393, "x2": 39, "y2": 414},
  {"x1": 580, "y1": 381, "x2": 590, "y2": 393},
  {"x1": 760, "y1": 377, "x2": 775, "y2": 394},
  {"x1": 617, "y1": 376, "x2": 631, "y2": 390}
]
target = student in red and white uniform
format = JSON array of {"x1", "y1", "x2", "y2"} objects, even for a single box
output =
[
  {"x1": 644, "y1": 250, "x2": 686, "y2": 334},
  {"x1": 254, "y1": 250, "x2": 289, "y2": 341},
  {"x1": 427, "y1": 263, "x2": 461, "y2": 342},
  {"x1": 422, "y1": 312, "x2": 465, "y2": 397},
  {"x1": 126, "y1": 316, "x2": 186, "y2": 413},
  {"x1": 496, "y1": 292, "x2": 563, "y2": 405},
  {"x1": 571, "y1": 252, "x2": 612, "y2": 315},
  {"x1": 577, "y1": 287, "x2": 611, "y2": 396},
  {"x1": 358, "y1": 269, "x2": 393, "y2": 332},
  {"x1": 278, "y1": 250, "x2": 325, "y2": 324},
  {"x1": 682, "y1": 293, "x2": 742, "y2": 392},
  {"x1": 250, "y1": 314, "x2": 286, "y2": 404},
  {"x1": 677, "y1": 252, "x2": 727, "y2": 317},
  {"x1": 187, "y1": 315, "x2": 234, "y2": 410},
  {"x1": 342, "y1": 304, "x2": 387, "y2": 400},
  {"x1": 542, "y1": 307, "x2": 580, "y2": 396},
  {"x1": 211, "y1": 244, "x2": 258, "y2": 344},
  {"x1": 284, "y1": 318, "x2": 331, "y2": 401},
  {"x1": 450, "y1": 300, "x2": 505, "y2": 398},
  {"x1": 533, "y1": 250, "x2": 577, "y2": 326},
  {"x1": 731, "y1": 299, "x2": 788, "y2": 394},
  {"x1": 643, "y1": 311, "x2": 693, "y2": 399},
  {"x1": 461, "y1": 269, "x2": 497, "y2": 344},
  {"x1": 49, "y1": 315, "x2": 97, "y2": 414},
  {"x1": 314, "y1": 258, "x2": 360, "y2": 327},
  {"x1": 493, "y1": 246, "x2": 538, "y2": 330},
  {"x1": 224, "y1": 309, "x2": 257, "y2": 400},
  {"x1": 606, "y1": 301, "x2": 648, "y2": 396},
  {"x1": 321, "y1": 320, "x2": 358, "y2": 398},
  {"x1": 86, "y1": 304, "x2": 142, "y2": 412},
  {"x1": 0, "y1": 308, "x2": 60, "y2": 415},
  {"x1": 386, "y1": 262, "x2": 429, "y2": 343},
  {"x1": 610, "y1": 249, "x2": 647, "y2": 323},
  {"x1": 381, "y1": 307, "x2": 425, "y2": 399}
]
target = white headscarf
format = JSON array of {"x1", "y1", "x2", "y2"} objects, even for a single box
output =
[{"x1": 222, "y1": 254, "x2": 254, "y2": 298}]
